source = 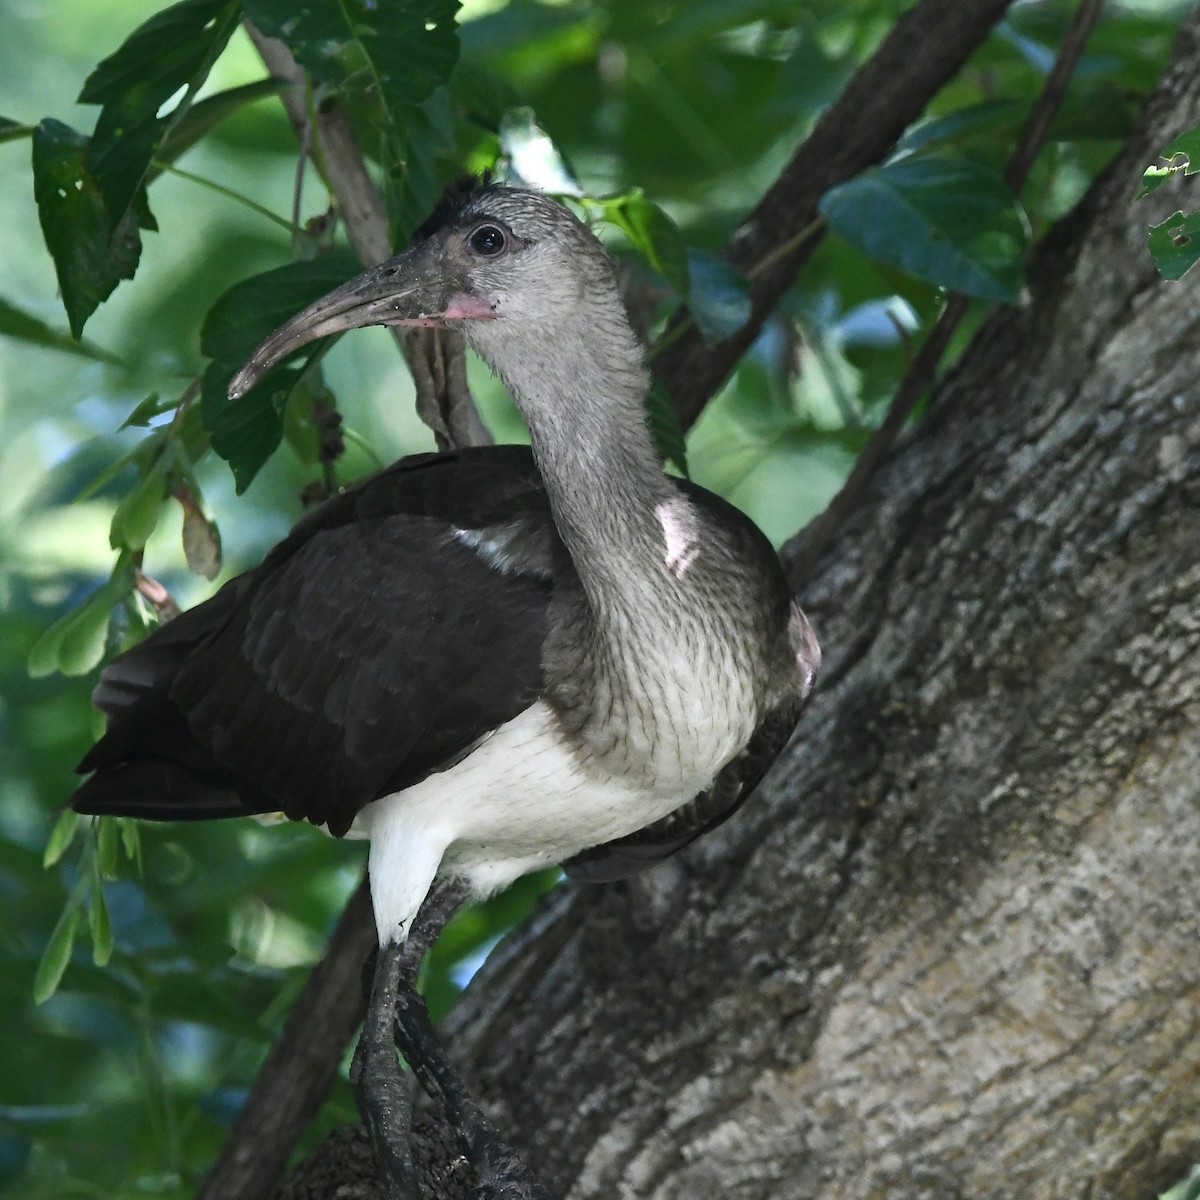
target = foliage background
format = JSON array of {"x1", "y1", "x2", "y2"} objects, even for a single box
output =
[{"x1": 0, "y1": 0, "x2": 1190, "y2": 1196}]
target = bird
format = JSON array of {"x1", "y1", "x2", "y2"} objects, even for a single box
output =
[{"x1": 69, "y1": 178, "x2": 821, "y2": 1198}]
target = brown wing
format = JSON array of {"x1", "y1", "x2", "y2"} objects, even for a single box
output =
[{"x1": 72, "y1": 446, "x2": 558, "y2": 837}]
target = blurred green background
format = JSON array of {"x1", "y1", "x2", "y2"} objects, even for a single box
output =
[{"x1": 0, "y1": 0, "x2": 1187, "y2": 1194}]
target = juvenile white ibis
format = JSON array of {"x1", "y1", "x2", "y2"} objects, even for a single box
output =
[{"x1": 71, "y1": 179, "x2": 820, "y2": 1198}]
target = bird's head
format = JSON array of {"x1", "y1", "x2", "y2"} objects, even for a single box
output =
[{"x1": 228, "y1": 179, "x2": 623, "y2": 400}]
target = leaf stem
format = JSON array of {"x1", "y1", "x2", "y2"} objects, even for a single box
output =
[{"x1": 151, "y1": 161, "x2": 299, "y2": 234}]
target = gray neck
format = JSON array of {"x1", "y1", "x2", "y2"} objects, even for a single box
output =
[{"x1": 467, "y1": 309, "x2": 676, "y2": 606}]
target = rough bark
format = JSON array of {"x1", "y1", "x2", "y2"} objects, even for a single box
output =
[{"x1": 422, "y1": 17, "x2": 1200, "y2": 1200}]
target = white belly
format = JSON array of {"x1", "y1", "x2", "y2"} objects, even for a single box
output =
[{"x1": 357, "y1": 701, "x2": 711, "y2": 945}]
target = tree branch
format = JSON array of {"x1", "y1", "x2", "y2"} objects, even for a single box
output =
[
  {"x1": 246, "y1": 23, "x2": 490, "y2": 450},
  {"x1": 785, "y1": 0, "x2": 1108, "y2": 588},
  {"x1": 652, "y1": 0, "x2": 1018, "y2": 430}
]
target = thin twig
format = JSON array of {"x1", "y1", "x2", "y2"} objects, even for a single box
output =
[
  {"x1": 133, "y1": 569, "x2": 181, "y2": 623},
  {"x1": 1004, "y1": 0, "x2": 1108, "y2": 194},
  {"x1": 152, "y1": 161, "x2": 298, "y2": 234},
  {"x1": 784, "y1": 0, "x2": 1108, "y2": 589},
  {"x1": 290, "y1": 86, "x2": 311, "y2": 251}
]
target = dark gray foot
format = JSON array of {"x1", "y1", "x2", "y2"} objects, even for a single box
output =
[
  {"x1": 352, "y1": 938, "x2": 422, "y2": 1200},
  {"x1": 393, "y1": 986, "x2": 555, "y2": 1200},
  {"x1": 355, "y1": 879, "x2": 555, "y2": 1200}
]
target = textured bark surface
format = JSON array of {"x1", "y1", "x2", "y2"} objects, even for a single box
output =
[{"x1": 426, "y1": 17, "x2": 1200, "y2": 1200}]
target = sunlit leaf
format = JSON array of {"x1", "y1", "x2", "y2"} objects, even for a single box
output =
[
  {"x1": 88, "y1": 884, "x2": 114, "y2": 968},
  {"x1": 176, "y1": 481, "x2": 223, "y2": 580},
  {"x1": 1147, "y1": 209, "x2": 1200, "y2": 280},
  {"x1": 117, "y1": 819, "x2": 142, "y2": 870},
  {"x1": 820, "y1": 154, "x2": 1028, "y2": 303},
  {"x1": 43, "y1": 811, "x2": 81, "y2": 870},
  {"x1": 34, "y1": 902, "x2": 81, "y2": 1005},
  {"x1": 96, "y1": 819, "x2": 120, "y2": 881},
  {"x1": 31, "y1": 120, "x2": 142, "y2": 337},
  {"x1": 109, "y1": 456, "x2": 169, "y2": 551},
  {"x1": 1140, "y1": 124, "x2": 1200, "y2": 197},
  {"x1": 28, "y1": 556, "x2": 136, "y2": 678}
]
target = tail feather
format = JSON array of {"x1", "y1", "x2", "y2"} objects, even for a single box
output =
[{"x1": 71, "y1": 760, "x2": 269, "y2": 822}]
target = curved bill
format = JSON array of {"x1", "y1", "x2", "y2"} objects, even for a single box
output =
[{"x1": 227, "y1": 243, "x2": 495, "y2": 400}]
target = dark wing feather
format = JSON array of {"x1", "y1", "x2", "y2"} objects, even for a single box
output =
[{"x1": 73, "y1": 446, "x2": 555, "y2": 837}]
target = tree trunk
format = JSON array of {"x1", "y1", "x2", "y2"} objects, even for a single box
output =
[{"x1": 431, "y1": 17, "x2": 1200, "y2": 1200}]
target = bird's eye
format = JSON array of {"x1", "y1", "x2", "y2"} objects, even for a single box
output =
[{"x1": 469, "y1": 225, "x2": 506, "y2": 256}]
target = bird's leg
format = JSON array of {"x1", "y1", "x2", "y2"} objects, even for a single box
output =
[
  {"x1": 392, "y1": 976, "x2": 555, "y2": 1200},
  {"x1": 351, "y1": 878, "x2": 471, "y2": 1199},
  {"x1": 351, "y1": 935, "x2": 421, "y2": 1200}
]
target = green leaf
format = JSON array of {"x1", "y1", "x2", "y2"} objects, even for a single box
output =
[
  {"x1": 0, "y1": 117, "x2": 34, "y2": 145},
  {"x1": 31, "y1": 120, "x2": 143, "y2": 337},
  {"x1": 81, "y1": 0, "x2": 242, "y2": 225},
  {"x1": 34, "y1": 901, "x2": 81, "y2": 1004},
  {"x1": 119, "y1": 393, "x2": 171, "y2": 429},
  {"x1": 820, "y1": 154, "x2": 1028, "y2": 303},
  {"x1": 109, "y1": 455, "x2": 170, "y2": 551},
  {"x1": 383, "y1": 90, "x2": 456, "y2": 245},
  {"x1": 200, "y1": 252, "x2": 361, "y2": 366},
  {"x1": 117, "y1": 818, "x2": 141, "y2": 870},
  {"x1": 0, "y1": 297, "x2": 122, "y2": 363},
  {"x1": 200, "y1": 252, "x2": 360, "y2": 490},
  {"x1": 88, "y1": 883, "x2": 114, "y2": 968},
  {"x1": 203, "y1": 364, "x2": 299, "y2": 493},
  {"x1": 897, "y1": 100, "x2": 1027, "y2": 157},
  {"x1": 96, "y1": 818, "x2": 120, "y2": 881},
  {"x1": 1141, "y1": 124, "x2": 1200, "y2": 197},
  {"x1": 646, "y1": 381, "x2": 688, "y2": 477},
  {"x1": 244, "y1": 0, "x2": 460, "y2": 119},
  {"x1": 600, "y1": 190, "x2": 690, "y2": 298},
  {"x1": 1160, "y1": 1166, "x2": 1200, "y2": 1200},
  {"x1": 685, "y1": 250, "x2": 751, "y2": 343},
  {"x1": 153, "y1": 79, "x2": 288, "y2": 178},
  {"x1": 43, "y1": 810, "x2": 81, "y2": 869},
  {"x1": 1147, "y1": 209, "x2": 1200, "y2": 280},
  {"x1": 28, "y1": 556, "x2": 136, "y2": 679},
  {"x1": 450, "y1": 62, "x2": 523, "y2": 131},
  {"x1": 79, "y1": 0, "x2": 239, "y2": 108}
]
